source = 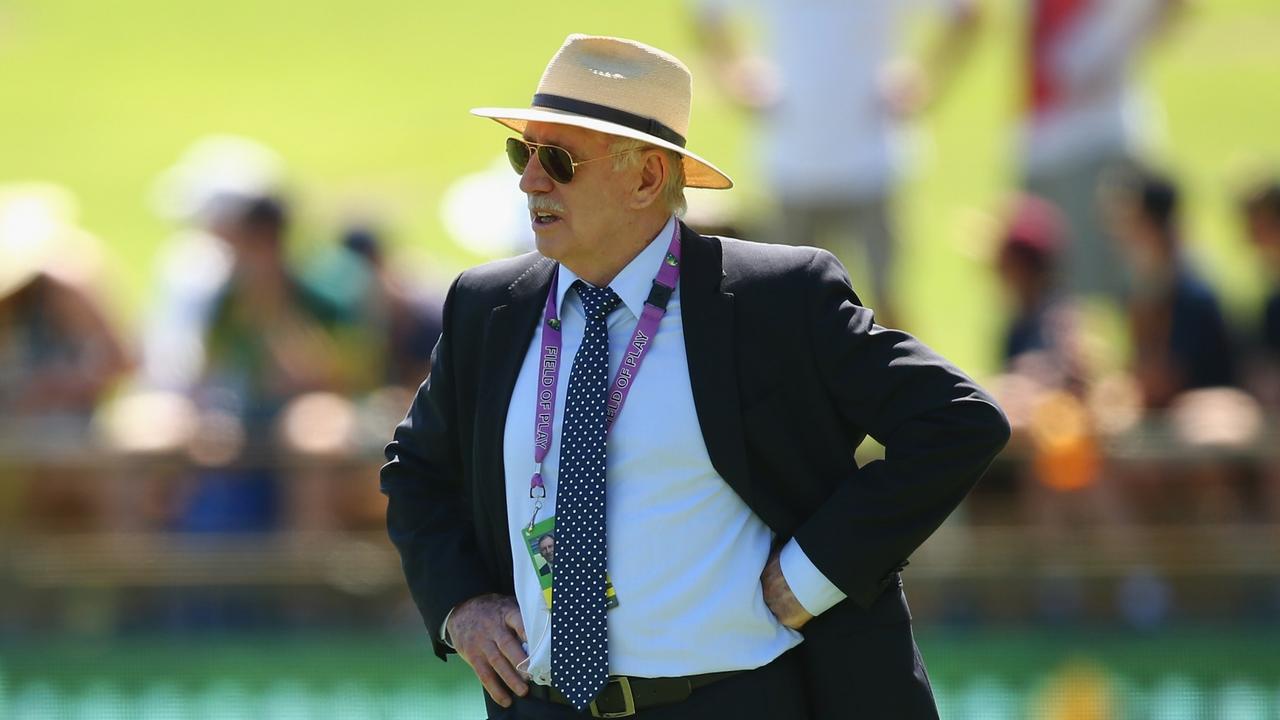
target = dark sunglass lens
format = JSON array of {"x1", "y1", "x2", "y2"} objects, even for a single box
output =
[
  {"x1": 539, "y1": 145, "x2": 575, "y2": 184},
  {"x1": 506, "y1": 138, "x2": 531, "y2": 174}
]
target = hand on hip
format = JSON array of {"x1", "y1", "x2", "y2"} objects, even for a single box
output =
[
  {"x1": 762, "y1": 547, "x2": 814, "y2": 630},
  {"x1": 448, "y1": 593, "x2": 530, "y2": 708}
]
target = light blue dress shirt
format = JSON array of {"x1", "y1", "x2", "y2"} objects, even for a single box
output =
[{"x1": 501, "y1": 216, "x2": 845, "y2": 685}]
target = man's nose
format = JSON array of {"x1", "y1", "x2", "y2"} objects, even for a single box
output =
[{"x1": 519, "y1": 151, "x2": 554, "y2": 195}]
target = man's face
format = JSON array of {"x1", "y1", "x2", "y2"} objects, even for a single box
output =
[
  {"x1": 519, "y1": 121, "x2": 638, "y2": 270},
  {"x1": 538, "y1": 536, "x2": 555, "y2": 564}
]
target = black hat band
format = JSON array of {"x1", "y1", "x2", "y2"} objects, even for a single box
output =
[{"x1": 531, "y1": 93, "x2": 687, "y2": 148}]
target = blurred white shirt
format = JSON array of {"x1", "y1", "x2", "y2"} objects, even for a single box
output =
[{"x1": 695, "y1": 0, "x2": 967, "y2": 201}]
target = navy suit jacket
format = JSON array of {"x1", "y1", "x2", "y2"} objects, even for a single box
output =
[{"x1": 381, "y1": 222, "x2": 1010, "y2": 718}]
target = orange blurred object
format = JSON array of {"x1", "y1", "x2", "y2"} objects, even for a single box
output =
[{"x1": 1030, "y1": 391, "x2": 1101, "y2": 492}]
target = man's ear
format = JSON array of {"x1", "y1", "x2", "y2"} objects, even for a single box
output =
[{"x1": 630, "y1": 150, "x2": 667, "y2": 210}]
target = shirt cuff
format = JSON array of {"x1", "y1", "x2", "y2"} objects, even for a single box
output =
[
  {"x1": 440, "y1": 607, "x2": 457, "y2": 649},
  {"x1": 779, "y1": 539, "x2": 847, "y2": 617}
]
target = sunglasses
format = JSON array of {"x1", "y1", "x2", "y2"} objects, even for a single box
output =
[{"x1": 505, "y1": 137, "x2": 636, "y2": 184}]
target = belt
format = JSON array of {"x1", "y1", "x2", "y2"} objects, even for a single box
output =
[{"x1": 525, "y1": 671, "x2": 742, "y2": 718}]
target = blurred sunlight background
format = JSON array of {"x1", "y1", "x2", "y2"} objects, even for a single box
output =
[{"x1": 2, "y1": 0, "x2": 1280, "y2": 718}]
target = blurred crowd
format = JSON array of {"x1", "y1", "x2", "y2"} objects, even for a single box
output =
[
  {"x1": 689, "y1": 0, "x2": 1280, "y2": 630},
  {"x1": 0, "y1": 136, "x2": 444, "y2": 547},
  {"x1": 691, "y1": 0, "x2": 1280, "y2": 507},
  {"x1": 2, "y1": 0, "x2": 1279, "y2": 635}
]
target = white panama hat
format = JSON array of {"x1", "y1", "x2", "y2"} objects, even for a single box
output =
[{"x1": 472, "y1": 34, "x2": 732, "y2": 190}]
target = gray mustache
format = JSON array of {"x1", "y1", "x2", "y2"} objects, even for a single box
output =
[{"x1": 528, "y1": 197, "x2": 566, "y2": 214}]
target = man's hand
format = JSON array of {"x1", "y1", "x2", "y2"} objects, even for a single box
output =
[
  {"x1": 447, "y1": 594, "x2": 529, "y2": 708},
  {"x1": 761, "y1": 547, "x2": 814, "y2": 630}
]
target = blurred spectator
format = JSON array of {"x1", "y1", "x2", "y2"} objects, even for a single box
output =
[
  {"x1": 329, "y1": 224, "x2": 443, "y2": 390},
  {"x1": 293, "y1": 221, "x2": 446, "y2": 392},
  {"x1": 1104, "y1": 165, "x2": 1237, "y2": 410},
  {"x1": 199, "y1": 196, "x2": 346, "y2": 419},
  {"x1": 122, "y1": 137, "x2": 352, "y2": 538},
  {"x1": 1020, "y1": 0, "x2": 1182, "y2": 302},
  {"x1": 279, "y1": 224, "x2": 445, "y2": 535},
  {"x1": 1104, "y1": 167, "x2": 1256, "y2": 541},
  {"x1": 1243, "y1": 181, "x2": 1280, "y2": 352},
  {"x1": 139, "y1": 135, "x2": 287, "y2": 393},
  {"x1": 0, "y1": 183, "x2": 130, "y2": 530},
  {"x1": 179, "y1": 195, "x2": 347, "y2": 534},
  {"x1": 96, "y1": 137, "x2": 288, "y2": 542},
  {"x1": 988, "y1": 195, "x2": 1137, "y2": 621},
  {"x1": 991, "y1": 195, "x2": 1105, "y2": 461},
  {"x1": 0, "y1": 273, "x2": 126, "y2": 417},
  {"x1": 996, "y1": 194, "x2": 1080, "y2": 383},
  {"x1": 1238, "y1": 178, "x2": 1280, "y2": 523},
  {"x1": 120, "y1": 137, "x2": 422, "y2": 551},
  {"x1": 692, "y1": 0, "x2": 982, "y2": 325},
  {"x1": 127, "y1": 192, "x2": 357, "y2": 629},
  {"x1": 982, "y1": 193, "x2": 1203, "y2": 627},
  {"x1": 1240, "y1": 179, "x2": 1280, "y2": 406},
  {"x1": 0, "y1": 184, "x2": 128, "y2": 419}
]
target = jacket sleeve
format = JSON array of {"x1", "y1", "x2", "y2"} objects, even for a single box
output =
[
  {"x1": 381, "y1": 275, "x2": 500, "y2": 659},
  {"x1": 791, "y1": 249, "x2": 1011, "y2": 610}
]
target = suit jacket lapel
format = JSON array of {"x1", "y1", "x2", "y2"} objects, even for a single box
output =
[
  {"x1": 474, "y1": 256, "x2": 556, "y2": 579},
  {"x1": 679, "y1": 223, "x2": 753, "y2": 493}
]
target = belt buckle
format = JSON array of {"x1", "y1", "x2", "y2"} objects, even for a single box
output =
[{"x1": 589, "y1": 676, "x2": 637, "y2": 718}]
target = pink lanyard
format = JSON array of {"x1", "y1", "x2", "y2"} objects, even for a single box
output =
[{"x1": 530, "y1": 224, "x2": 682, "y2": 500}]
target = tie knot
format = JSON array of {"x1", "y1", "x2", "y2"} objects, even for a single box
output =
[{"x1": 573, "y1": 281, "x2": 621, "y2": 321}]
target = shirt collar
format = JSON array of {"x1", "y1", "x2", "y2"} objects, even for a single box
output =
[{"x1": 555, "y1": 215, "x2": 678, "y2": 319}]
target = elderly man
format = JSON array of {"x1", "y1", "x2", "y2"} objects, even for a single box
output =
[{"x1": 382, "y1": 35, "x2": 1009, "y2": 720}]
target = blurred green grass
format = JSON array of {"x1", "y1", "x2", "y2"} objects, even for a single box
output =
[
  {"x1": 1, "y1": 0, "x2": 1278, "y2": 376},
  {"x1": 3, "y1": 629, "x2": 1279, "y2": 718}
]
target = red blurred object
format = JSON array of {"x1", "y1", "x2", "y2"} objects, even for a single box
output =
[{"x1": 1002, "y1": 193, "x2": 1067, "y2": 261}]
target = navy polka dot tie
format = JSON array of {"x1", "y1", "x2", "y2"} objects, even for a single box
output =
[{"x1": 551, "y1": 281, "x2": 620, "y2": 711}]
